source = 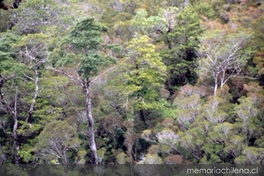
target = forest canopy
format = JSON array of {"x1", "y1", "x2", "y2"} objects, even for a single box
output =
[{"x1": 0, "y1": 0, "x2": 264, "y2": 166}]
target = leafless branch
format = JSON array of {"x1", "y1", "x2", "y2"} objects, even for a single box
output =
[{"x1": 47, "y1": 66, "x2": 83, "y2": 85}]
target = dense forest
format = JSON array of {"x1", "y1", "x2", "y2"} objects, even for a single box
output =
[{"x1": 0, "y1": 0, "x2": 264, "y2": 165}]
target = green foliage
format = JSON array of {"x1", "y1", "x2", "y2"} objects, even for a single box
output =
[
  {"x1": 121, "y1": 35, "x2": 166, "y2": 112},
  {"x1": 18, "y1": 150, "x2": 34, "y2": 163},
  {"x1": 35, "y1": 120, "x2": 81, "y2": 164},
  {"x1": 13, "y1": 0, "x2": 74, "y2": 34},
  {"x1": 193, "y1": 2, "x2": 216, "y2": 19},
  {"x1": 12, "y1": 32, "x2": 49, "y2": 51},
  {"x1": 141, "y1": 153, "x2": 163, "y2": 164},
  {"x1": 0, "y1": 32, "x2": 25, "y2": 75},
  {"x1": 161, "y1": 6, "x2": 202, "y2": 93},
  {"x1": 0, "y1": 0, "x2": 264, "y2": 166},
  {"x1": 0, "y1": 9, "x2": 11, "y2": 32},
  {"x1": 174, "y1": 89, "x2": 203, "y2": 128},
  {"x1": 172, "y1": 6, "x2": 202, "y2": 54},
  {"x1": 197, "y1": 29, "x2": 253, "y2": 95},
  {"x1": 235, "y1": 147, "x2": 264, "y2": 164},
  {"x1": 6, "y1": 165, "x2": 29, "y2": 176},
  {"x1": 130, "y1": 8, "x2": 165, "y2": 35},
  {"x1": 65, "y1": 18, "x2": 107, "y2": 50},
  {"x1": 116, "y1": 152, "x2": 129, "y2": 164},
  {"x1": 57, "y1": 17, "x2": 116, "y2": 78}
]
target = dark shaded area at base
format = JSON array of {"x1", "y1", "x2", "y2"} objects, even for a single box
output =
[{"x1": 0, "y1": 164, "x2": 263, "y2": 176}]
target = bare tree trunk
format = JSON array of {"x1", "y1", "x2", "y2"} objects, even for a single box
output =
[
  {"x1": 0, "y1": 75, "x2": 15, "y2": 112},
  {"x1": 220, "y1": 69, "x2": 226, "y2": 89},
  {"x1": 27, "y1": 67, "x2": 39, "y2": 122},
  {"x1": 83, "y1": 78, "x2": 98, "y2": 164},
  {"x1": 13, "y1": 86, "x2": 19, "y2": 164},
  {"x1": 139, "y1": 109, "x2": 147, "y2": 126},
  {"x1": 123, "y1": 119, "x2": 136, "y2": 164},
  {"x1": 184, "y1": 0, "x2": 189, "y2": 7},
  {"x1": 0, "y1": 76, "x2": 19, "y2": 163},
  {"x1": 214, "y1": 77, "x2": 218, "y2": 96}
]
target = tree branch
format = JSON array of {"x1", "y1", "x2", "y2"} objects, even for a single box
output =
[
  {"x1": 47, "y1": 66, "x2": 84, "y2": 86},
  {"x1": 0, "y1": 75, "x2": 16, "y2": 115},
  {"x1": 91, "y1": 66, "x2": 116, "y2": 83}
]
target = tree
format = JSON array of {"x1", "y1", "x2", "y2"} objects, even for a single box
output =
[
  {"x1": 156, "y1": 129, "x2": 180, "y2": 152},
  {"x1": 0, "y1": 32, "x2": 25, "y2": 163},
  {"x1": 197, "y1": 29, "x2": 253, "y2": 96},
  {"x1": 51, "y1": 18, "x2": 116, "y2": 164},
  {"x1": 0, "y1": 3, "x2": 12, "y2": 31},
  {"x1": 173, "y1": 85, "x2": 204, "y2": 129},
  {"x1": 158, "y1": 6, "x2": 202, "y2": 95},
  {"x1": 172, "y1": 85, "x2": 207, "y2": 161},
  {"x1": 10, "y1": 0, "x2": 78, "y2": 34},
  {"x1": 8, "y1": 33, "x2": 61, "y2": 163},
  {"x1": 130, "y1": 8, "x2": 165, "y2": 37},
  {"x1": 120, "y1": 35, "x2": 166, "y2": 124},
  {"x1": 12, "y1": 33, "x2": 48, "y2": 122},
  {"x1": 35, "y1": 120, "x2": 80, "y2": 164}
]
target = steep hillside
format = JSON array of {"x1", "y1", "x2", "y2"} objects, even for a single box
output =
[{"x1": 0, "y1": 0, "x2": 264, "y2": 165}]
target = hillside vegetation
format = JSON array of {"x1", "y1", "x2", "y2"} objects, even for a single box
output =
[{"x1": 0, "y1": 0, "x2": 264, "y2": 164}]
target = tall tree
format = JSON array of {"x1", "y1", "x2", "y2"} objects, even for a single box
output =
[
  {"x1": 120, "y1": 35, "x2": 166, "y2": 124},
  {"x1": 12, "y1": 33, "x2": 48, "y2": 122},
  {"x1": 35, "y1": 120, "x2": 80, "y2": 164},
  {"x1": 10, "y1": 0, "x2": 77, "y2": 34},
  {"x1": 158, "y1": 6, "x2": 202, "y2": 95},
  {"x1": 197, "y1": 30, "x2": 253, "y2": 96},
  {"x1": 0, "y1": 32, "x2": 25, "y2": 163},
  {"x1": 51, "y1": 18, "x2": 116, "y2": 164}
]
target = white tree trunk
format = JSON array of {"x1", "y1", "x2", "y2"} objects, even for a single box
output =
[
  {"x1": 83, "y1": 79, "x2": 98, "y2": 164},
  {"x1": 27, "y1": 67, "x2": 39, "y2": 122},
  {"x1": 184, "y1": 0, "x2": 189, "y2": 7},
  {"x1": 0, "y1": 76, "x2": 20, "y2": 163},
  {"x1": 214, "y1": 77, "x2": 218, "y2": 97},
  {"x1": 13, "y1": 86, "x2": 19, "y2": 164}
]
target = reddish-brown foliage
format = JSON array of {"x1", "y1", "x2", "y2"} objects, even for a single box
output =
[
  {"x1": 164, "y1": 155, "x2": 183, "y2": 164},
  {"x1": 0, "y1": 1, "x2": 12, "y2": 10},
  {"x1": 161, "y1": 118, "x2": 174, "y2": 128}
]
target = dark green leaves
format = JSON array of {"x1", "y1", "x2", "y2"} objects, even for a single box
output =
[{"x1": 57, "y1": 17, "x2": 115, "y2": 78}]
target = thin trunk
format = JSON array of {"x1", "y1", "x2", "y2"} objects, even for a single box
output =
[
  {"x1": 220, "y1": 70, "x2": 226, "y2": 89},
  {"x1": 184, "y1": 0, "x2": 189, "y2": 8},
  {"x1": 27, "y1": 67, "x2": 39, "y2": 122},
  {"x1": 0, "y1": 76, "x2": 19, "y2": 163},
  {"x1": 0, "y1": 76, "x2": 15, "y2": 114},
  {"x1": 167, "y1": 39, "x2": 172, "y2": 50},
  {"x1": 157, "y1": 29, "x2": 172, "y2": 50},
  {"x1": 83, "y1": 79, "x2": 98, "y2": 164},
  {"x1": 124, "y1": 120, "x2": 135, "y2": 164},
  {"x1": 214, "y1": 78, "x2": 218, "y2": 96},
  {"x1": 135, "y1": 62, "x2": 147, "y2": 125},
  {"x1": 220, "y1": 81, "x2": 224, "y2": 89},
  {"x1": 13, "y1": 86, "x2": 19, "y2": 164},
  {"x1": 139, "y1": 109, "x2": 147, "y2": 126}
]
